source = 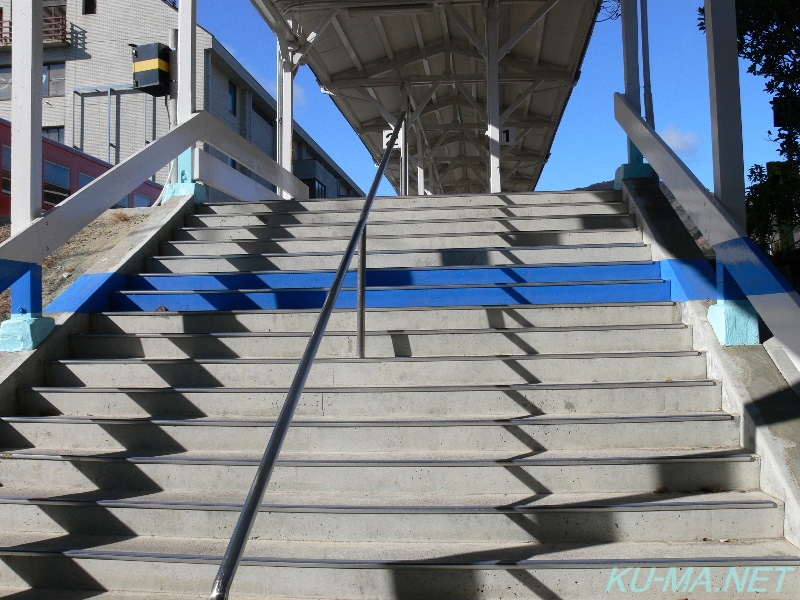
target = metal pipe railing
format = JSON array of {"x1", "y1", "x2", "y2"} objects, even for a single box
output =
[{"x1": 209, "y1": 111, "x2": 406, "y2": 600}]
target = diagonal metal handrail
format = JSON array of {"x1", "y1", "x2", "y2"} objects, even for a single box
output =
[{"x1": 209, "y1": 111, "x2": 406, "y2": 600}]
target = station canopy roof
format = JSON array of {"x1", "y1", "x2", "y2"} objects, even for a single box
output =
[{"x1": 250, "y1": 0, "x2": 600, "y2": 194}]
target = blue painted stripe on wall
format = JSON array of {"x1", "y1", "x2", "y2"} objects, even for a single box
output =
[
  {"x1": 0, "y1": 258, "x2": 39, "y2": 292},
  {"x1": 715, "y1": 237, "x2": 795, "y2": 296},
  {"x1": 129, "y1": 263, "x2": 661, "y2": 291},
  {"x1": 45, "y1": 272, "x2": 127, "y2": 314},
  {"x1": 111, "y1": 281, "x2": 671, "y2": 312},
  {"x1": 660, "y1": 258, "x2": 716, "y2": 302}
]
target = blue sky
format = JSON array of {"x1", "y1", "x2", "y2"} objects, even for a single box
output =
[{"x1": 197, "y1": 1, "x2": 779, "y2": 195}]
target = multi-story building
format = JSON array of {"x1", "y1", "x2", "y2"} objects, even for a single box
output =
[{"x1": 0, "y1": 0, "x2": 363, "y2": 203}]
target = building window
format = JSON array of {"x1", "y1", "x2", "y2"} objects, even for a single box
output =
[
  {"x1": 133, "y1": 193, "x2": 151, "y2": 207},
  {"x1": 228, "y1": 81, "x2": 237, "y2": 115},
  {"x1": 78, "y1": 173, "x2": 95, "y2": 189},
  {"x1": 82, "y1": 0, "x2": 97, "y2": 14},
  {"x1": 2, "y1": 145, "x2": 9, "y2": 193},
  {"x1": 303, "y1": 179, "x2": 327, "y2": 199},
  {"x1": 0, "y1": 67, "x2": 10, "y2": 101},
  {"x1": 43, "y1": 63, "x2": 65, "y2": 97},
  {"x1": 43, "y1": 127, "x2": 65, "y2": 145},
  {"x1": 253, "y1": 103, "x2": 270, "y2": 122},
  {"x1": 43, "y1": 161, "x2": 70, "y2": 206}
]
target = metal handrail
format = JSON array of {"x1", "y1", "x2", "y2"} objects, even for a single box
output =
[{"x1": 209, "y1": 111, "x2": 406, "y2": 600}]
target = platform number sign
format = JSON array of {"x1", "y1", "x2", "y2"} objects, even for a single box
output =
[
  {"x1": 383, "y1": 129, "x2": 401, "y2": 150},
  {"x1": 500, "y1": 127, "x2": 517, "y2": 146}
]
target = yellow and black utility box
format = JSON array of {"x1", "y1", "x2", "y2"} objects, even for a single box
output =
[{"x1": 132, "y1": 43, "x2": 170, "y2": 97}]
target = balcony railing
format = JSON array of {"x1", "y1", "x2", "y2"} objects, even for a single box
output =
[{"x1": 0, "y1": 16, "x2": 70, "y2": 46}]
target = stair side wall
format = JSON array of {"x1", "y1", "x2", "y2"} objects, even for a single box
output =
[{"x1": 623, "y1": 178, "x2": 800, "y2": 547}]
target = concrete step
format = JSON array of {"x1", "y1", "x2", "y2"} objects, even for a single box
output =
[
  {"x1": 166, "y1": 227, "x2": 643, "y2": 251},
  {"x1": 69, "y1": 324, "x2": 693, "y2": 359},
  {"x1": 128, "y1": 262, "x2": 663, "y2": 288},
  {"x1": 170, "y1": 214, "x2": 638, "y2": 240},
  {"x1": 149, "y1": 243, "x2": 652, "y2": 270},
  {"x1": 111, "y1": 280, "x2": 671, "y2": 311},
  {"x1": 20, "y1": 380, "x2": 721, "y2": 419},
  {"x1": 197, "y1": 190, "x2": 623, "y2": 213},
  {"x1": 0, "y1": 591, "x2": 200, "y2": 600},
  {"x1": 183, "y1": 202, "x2": 629, "y2": 228},
  {"x1": 0, "y1": 488, "x2": 778, "y2": 543},
  {"x1": 0, "y1": 448, "x2": 761, "y2": 494},
  {"x1": 45, "y1": 351, "x2": 708, "y2": 388},
  {"x1": 89, "y1": 304, "x2": 682, "y2": 333},
  {"x1": 0, "y1": 535, "x2": 795, "y2": 598},
  {"x1": 1, "y1": 413, "x2": 739, "y2": 454}
]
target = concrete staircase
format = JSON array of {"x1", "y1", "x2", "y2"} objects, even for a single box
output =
[{"x1": 1, "y1": 190, "x2": 797, "y2": 598}]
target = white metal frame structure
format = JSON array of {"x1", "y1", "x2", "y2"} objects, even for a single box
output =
[{"x1": 250, "y1": 0, "x2": 599, "y2": 195}]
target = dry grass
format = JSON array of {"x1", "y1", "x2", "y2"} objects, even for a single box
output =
[{"x1": 0, "y1": 210, "x2": 147, "y2": 322}]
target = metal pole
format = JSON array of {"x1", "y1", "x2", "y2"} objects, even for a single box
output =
[
  {"x1": 416, "y1": 127, "x2": 425, "y2": 195},
  {"x1": 486, "y1": 0, "x2": 502, "y2": 193},
  {"x1": 621, "y1": 0, "x2": 643, "y2": 165},
  {"x1": 640, "y1": 0, "x2": 655, "y2": 128},
  {"x1": 107, "y1": 88, "x2": 112, "y2": 163}
]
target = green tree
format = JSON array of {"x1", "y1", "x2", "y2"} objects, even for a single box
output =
[{"x1": 702, "y1": 1, "x2": 800, "y2": 254}]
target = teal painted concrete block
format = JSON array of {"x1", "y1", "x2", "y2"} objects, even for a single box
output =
[
  {"x1": 0, "y1": 314, "x2": 56, "y2": 352},
  {"x1": 708, "y1": 299, "x2": 760, "y2": 346},
  {"x1": 162, "y1": 182, "x2": 207, "y2": 204},
  {"x1": 614, "y1": 163, "x2": 655, "y2": 190}
]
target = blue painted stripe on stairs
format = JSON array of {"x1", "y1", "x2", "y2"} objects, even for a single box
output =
[
  {"x1": 130, "y1": 262, "x2": 661, "y2": 291},
  {"x1": 111, "y1": 281, "x2": 671, "y2": 312},
  {"x1": 45, "y1": 272, "x2": 126, "y2": 314},
  {"x1": 660, "y1": 258, "x2": 716, "y2": 302},
  {"x1": 715, "y1": 236, "x2": 795, "y2": 296}
]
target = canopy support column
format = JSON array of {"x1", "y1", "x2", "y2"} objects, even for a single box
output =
[
  {"x1": 164, "y1": 0, "x2": 205, "y2": 202},
  {"x1": 486, "y1": 0, "x2": 502, "y2": 193},
  {"x1": 704, "y1": 0, "x2": 756, "y2": 346},
  {"x1": 400, "y1": 87, "x2": 410, "y2": 196},
  {"x1": 615, "y1": 0, "x2": 654, "y2": 188},
  {"x1": 277, "y1": 36, "x2": 296, "y2": 199},
  {"x1": 0, "y1": 1, "x2": 55, "y2": 351},
  {"x1": 705, "y1": 0, "x2": 746, "y2": 228}
]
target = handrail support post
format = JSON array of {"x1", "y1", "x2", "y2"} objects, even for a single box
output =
[{"x1": 357, "y1": 228, "x2": 367, "y2": 358}]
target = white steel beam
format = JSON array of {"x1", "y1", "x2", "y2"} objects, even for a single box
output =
[
  {"x1": 501, "y1": 80, "x2": 546, "y2": 123},
  {"x1": 328, "y1": 69, "x2": 569, "y2": 89},
  {"x1": 704, "y1": 0, "x2": 746, "y2": 229},
  {"x1": 294, "y1": 8, "x2": 337, "y2": 65},
  {"x1": 498, "y1": 0, "x2": 560, "y2": 60},
  {"x1": 443, "y1": 1, "x2": 487, "y2": 58}
]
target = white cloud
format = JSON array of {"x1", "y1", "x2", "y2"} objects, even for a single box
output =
[{"x1": 660, "y1": 126, "x2": 702, "y2": 156}]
